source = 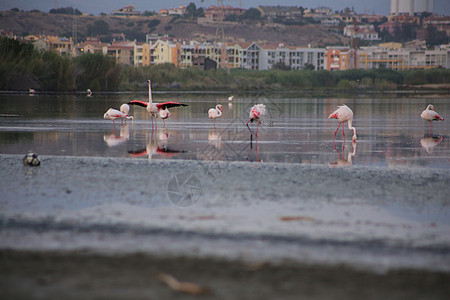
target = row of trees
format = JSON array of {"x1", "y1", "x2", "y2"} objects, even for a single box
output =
[{"x1": 2, "y1": 37, "x2": 450, "y2": 92}]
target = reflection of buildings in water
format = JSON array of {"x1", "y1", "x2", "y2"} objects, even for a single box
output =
[
  {"x1": 329, "y1": 141, "x2": 356, "y2": 167},
  {"x1": 103, "y1": 124, "x2": 130, "y2": 147},
  {"x1": 421, "y1": 136, "x2": 444, "y2": 154},
  {"x1": 128, "y1": 129, "x2": 183, "y2": 160}
]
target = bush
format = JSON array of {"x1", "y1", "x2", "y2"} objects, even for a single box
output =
[{"x1": 148, "y1": 19, "x2": 161, "y2": 28}]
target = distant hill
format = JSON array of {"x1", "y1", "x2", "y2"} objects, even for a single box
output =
[{"x1": 0, "y1": 10, "x2": 346, "y2": 47}]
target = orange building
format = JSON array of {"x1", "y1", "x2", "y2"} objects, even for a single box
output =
[{"x1": 325, "y1": 48, "x2": 356, "y2": 71}]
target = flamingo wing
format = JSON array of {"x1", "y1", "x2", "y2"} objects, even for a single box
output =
[
  {"x1": 128, "y1": 100, "x2": 148, "y2": 108},
  {"x1": 156, "y1": 101, "x2": 189, "y2": 110}
]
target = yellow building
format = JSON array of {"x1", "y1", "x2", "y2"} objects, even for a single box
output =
[
  {"x1": 378, "y1": 42, "x2": 403, "y2": 50},
  {"x1": 152, "y1": 40, "x2": 179, "y2": 66},
  {"x1": 134, "y1": 42, "x2": 151, "y2": 67},
  {"x1": 45, "y1": 36, "x2": 74, "y2": 56}
]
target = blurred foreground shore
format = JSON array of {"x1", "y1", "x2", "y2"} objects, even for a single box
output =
[
  {"x1": 1, "y1": 250, "x2": 450, "y2": 300},
  {"x1": 1, "y1": 154, "x2": 450, "y2": 298}
]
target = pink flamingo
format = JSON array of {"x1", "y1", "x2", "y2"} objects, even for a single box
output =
[
  {"x1": 208, "y1": 104, "x2": 223, "y2": 128},
  {"x1": 159, "y1": 108, "x2": 170, "y2": 128},
  {"x1": 328, "y1": 104, "x2": 357, "y2": 142},
  {"x1": 246, "y1": 104, "x2": 266, "y2": 138},
  {"x1": 421, "y1": 104, "x2": 444, "y2": 135},
  {"x1": 103, "y1": 104, "x2": 134, "y2": 127},
  {"x1": 128, "y1": 80, "x2": 187, "y2": 129}
]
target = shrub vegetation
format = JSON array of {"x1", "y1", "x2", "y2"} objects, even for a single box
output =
[{"x1": 2, "y1": 37, "x2": 450, "y2": 92}]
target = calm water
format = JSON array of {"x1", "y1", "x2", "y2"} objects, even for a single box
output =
[{"x1": 0, "y1": 93, "x2": 449, "y2": 168}]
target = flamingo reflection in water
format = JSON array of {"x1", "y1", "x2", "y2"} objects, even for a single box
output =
[
  {"x1": 420, "y1": 135, "x2": 444, "y2": 154},
  {"x1": 104, "y1": 124, "x2": 130, "y2": 147},
  {"x1": 208, "y1": 129, "x2": 223, "y2": 151},
  {"x1": 246, "y1": 135, "x2": 261, "y2": 162},
  {"x1": 329, "y1": 141, "x2": 357, "y2": 167},
  {"x1": 128, "y1": 129, "x2": 184, "y2": 160}
]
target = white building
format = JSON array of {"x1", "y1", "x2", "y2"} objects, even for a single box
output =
[
  {"x1": 344, "y1": 24, "x2": 380, "y2": 41},
  {"x1": 240, "y1": 43, "x2": 326, "y2": 71},
  {"x1": 390, "y1": 0, "x2": 434, "y2": 16},
  {"x1": 359, "y1": 45, "x2": 450, "y2": 70}
]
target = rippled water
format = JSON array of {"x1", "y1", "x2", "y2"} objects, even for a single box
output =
[{"x1": 0, "y1": 93, "x2": 449, "y2": 168}]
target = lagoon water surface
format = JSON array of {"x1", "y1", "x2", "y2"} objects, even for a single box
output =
[
  {"x1": 0, "y1": 93, "x2": 449, "y2": 168},
  {"x1": 1, "y1": 92, "x2": 450, "y2": 278}
]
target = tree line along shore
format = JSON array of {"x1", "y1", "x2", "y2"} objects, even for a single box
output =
[{"x1": 2, "y1": 37, "x2": 450, "y2": 93}]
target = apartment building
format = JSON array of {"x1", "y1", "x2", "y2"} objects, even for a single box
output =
[
  {"x1": 358, "y1": 46, "x2": 450, "y2": 70},
  {"x1": 46, "y1": 36, "x2": 74, "y2": 56},
  {"x1": 325, "y1": 47, "x2": 356, "y2": 71},
  {"x1": 134, "y1": 42, "x2": 151, "y2": 67},
  {"x1": 240, "y1": 43, "x2": 326, "y2": 71},
  {"x1": 198, "y1": 5, "x2": 245, "y2": 23},
  {"x1": 344, "y1": 24, "x2": 380, "y2": 41},
  {"x1": 257, "y1": 6, "x2": 303, "y2": 21},
  {"x1": 112, "y1": 5, "x2": 141, "y2": 17},
  {"x1": 152, "y1": 40, "x2": 179, "y2": 66},
  {"x1": 105, "y1": 42, "x2": 135, "y2": 65}
]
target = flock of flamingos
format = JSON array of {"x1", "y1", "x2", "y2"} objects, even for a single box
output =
[{"x1": 103, "y1": 80, "x2": 445, "y2": 142}]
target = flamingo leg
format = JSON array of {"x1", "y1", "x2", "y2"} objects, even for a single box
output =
[
  {"x1": 342, "y1": 122, "x2": 345, "y2": 144},
  {"x1": 333, "y1": 122, "x2": 341, "y2": 142},
  {"x1": 113, "y1": 119, "x2": 115, "y2": 129},
  {"x1": 163, "y1": 119, "x2": 166, "y2": 128},
  {"x1": 246, "y1": 120, "x2": 253, "y2": 135},
  {"x1": 255, "y1": 140, "x2": 261, "y2": 162},
  {"x1": 255, "y1": 122, "x2": 260, "y2": 138},
  {"x1": 214, "y1": 118, "x2": 216, "y2": 129},
  {"x1": 429, "y1": 121, "x2": 432, "y2": 136}
]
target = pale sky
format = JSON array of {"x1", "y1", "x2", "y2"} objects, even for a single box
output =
[{"x1": 0, "y1": 0, "x2": 449, "y2": 16}]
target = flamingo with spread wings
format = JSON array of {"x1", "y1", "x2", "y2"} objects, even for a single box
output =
[{"x1": 128, "y1": 80, "x2": 188, "y2": 128}]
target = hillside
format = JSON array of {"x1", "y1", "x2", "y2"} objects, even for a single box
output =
[{"x1": 0, "y1": 10, "x2": 346, "y2": 46}]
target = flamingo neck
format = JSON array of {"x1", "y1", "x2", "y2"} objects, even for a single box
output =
[
  {"x1": 216, "y1": 105, "x2": 222, "y2": 117},
  {"x1": 148, "y1": 83, "x2": 153, "y2": 104},
  {"x1": 348, "y1": 120, "x2": 357, "y2": 141}
]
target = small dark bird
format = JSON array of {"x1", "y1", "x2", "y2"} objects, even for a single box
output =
[{"x1": 23, "y1": 153, "x2": 40, "y2": 166}]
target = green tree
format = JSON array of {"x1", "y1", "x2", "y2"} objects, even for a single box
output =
[
  {"x1": 184, "y1": 3, "x2": 203, "y2": 19},
  {"x1": 49, "y1": 7, "x2": 82, "y2": 15},
  {"x1": 240, "y1": 8, "x2": 261, "y2": 20},
  {"x1": 87, "y1": 20, "x2": 110, "y2": 36},
  {"x1": 148, "y1": 19, "x2": 161, "y2": 28},
  {"x1": 74, "y1": 53, "x2": 122, "y2": 91},
  {"x1": 272, "y1": 62, "x2": 291, "y2": 71},
  {"x1": 425, "y1": 27, "x2": 448, "y2": 47}
]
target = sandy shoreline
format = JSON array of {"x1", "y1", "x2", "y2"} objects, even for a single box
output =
[
  {"x1": 1, "y1": 250, "x2": 450, "y2": 300},
  {"x1": 1, "y1": 154, "x2": 450, "y2": 298}
]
